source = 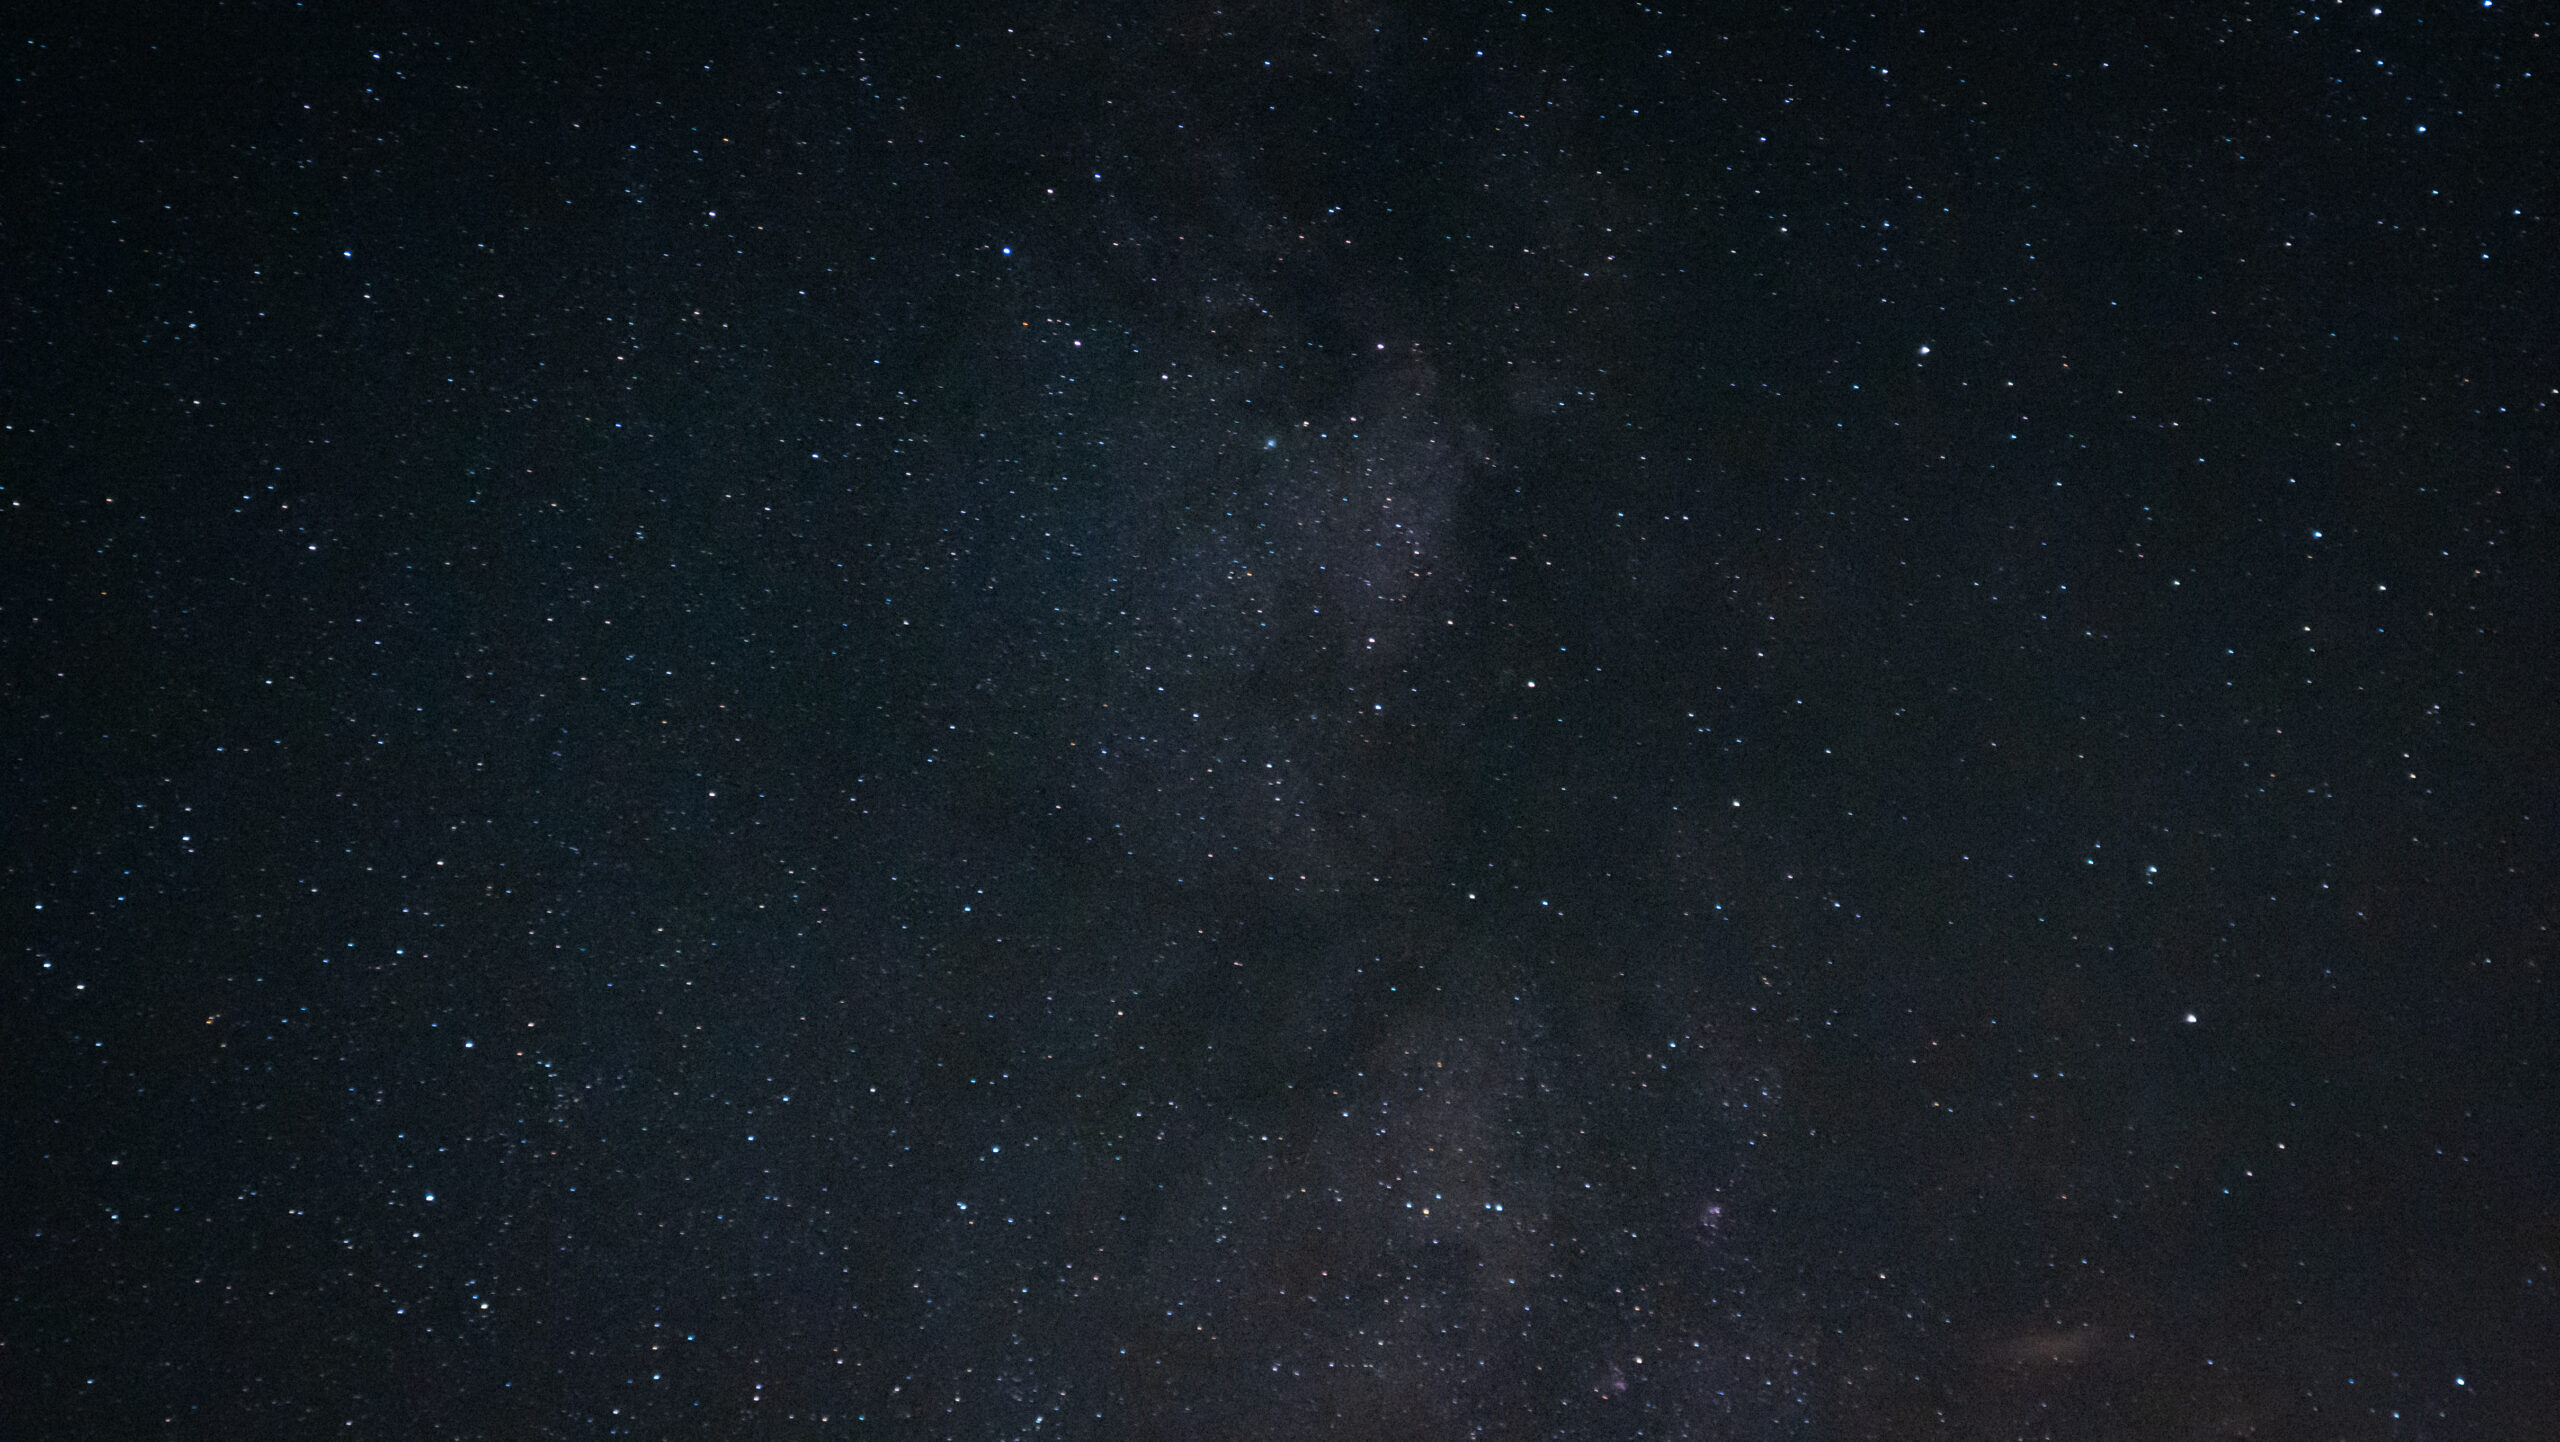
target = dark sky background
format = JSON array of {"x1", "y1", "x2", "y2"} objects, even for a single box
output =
[{"x1": 7, "y1": 2, "x2": 2556, "y2": 1437}]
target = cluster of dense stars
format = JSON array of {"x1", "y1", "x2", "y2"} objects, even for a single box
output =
[{"x1": 9, "y1": 2, "x2": 2553, "y2": 1437}]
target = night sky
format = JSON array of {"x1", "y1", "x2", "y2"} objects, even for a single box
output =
[{"x1": 9, "y1": 2, "x2": 2557, "y2": 1437}]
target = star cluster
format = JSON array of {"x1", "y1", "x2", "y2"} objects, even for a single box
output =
[{"x1": 10, "y1": 2, "x2": 2554, "y2": 1437}]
